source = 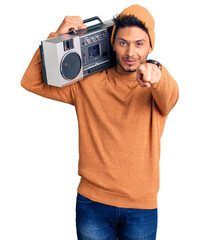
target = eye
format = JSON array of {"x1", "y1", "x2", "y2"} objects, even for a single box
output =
[
  {"x1": 119, "y1": 41, "x2": 127, "y2": 46},
  {"x1": 136, "y1": 42, "x2": 143, "y2": 47}
]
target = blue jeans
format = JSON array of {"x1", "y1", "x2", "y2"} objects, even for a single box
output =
[{"x1": 76, "y1": 193, "x2": 158, "y2": 240}]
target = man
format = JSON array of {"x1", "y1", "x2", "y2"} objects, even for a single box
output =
[{"x1": 21, "y1": 4, "x2": 179, "y2": 240}]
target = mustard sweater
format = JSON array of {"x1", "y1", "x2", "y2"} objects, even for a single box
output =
[{"x1": 21, "y1": 32, "x2": 179, "y2": 209}]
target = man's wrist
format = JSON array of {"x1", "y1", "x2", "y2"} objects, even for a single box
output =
[{"x1": 146, "y1": 59, "x2": 162, "y2": 70}]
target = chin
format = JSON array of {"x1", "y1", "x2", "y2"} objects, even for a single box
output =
[{"x1": 119, "y1": 63, "x2": 137, "y2": 73}]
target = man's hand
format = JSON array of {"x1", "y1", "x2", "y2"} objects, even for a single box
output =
[
  {"x1": 136, "y1": 63, "x2": 161, "y2": 88},
  {"x1": 55, "y1": 16, "x2": 87, "y2": 35}
]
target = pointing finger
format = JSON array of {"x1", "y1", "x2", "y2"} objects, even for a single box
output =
[{"x1": 142, "y1": 67, "x2": 152, "y2": 83}]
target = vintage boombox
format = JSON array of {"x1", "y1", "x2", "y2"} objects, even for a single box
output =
[{"x1": 39, "y1": 16, "x2": 116, "y2": 87}]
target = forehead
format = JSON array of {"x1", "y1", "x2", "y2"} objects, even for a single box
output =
[{"x1": 115, "y1": 26, "x2": 149, "y2": 42}]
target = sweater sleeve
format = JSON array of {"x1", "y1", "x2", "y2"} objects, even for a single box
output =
[
  {"x1": 150, "y1": 65, "x2": 179, "y2": 116},
  {"x1": 21, "y1": 32, "x2": 79, "y2": 106}
]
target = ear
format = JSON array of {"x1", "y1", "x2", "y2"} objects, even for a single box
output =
[
  {"x1": 148, "y1": 47, "x2": 152, "y2": 54},
  {"x1": 112, "y1": 43, "x2": 116, "y2": 52}
]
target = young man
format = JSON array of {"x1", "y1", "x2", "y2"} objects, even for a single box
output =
[{"x1": 21, "y1": 4, "x2": 179, "y2": 240}]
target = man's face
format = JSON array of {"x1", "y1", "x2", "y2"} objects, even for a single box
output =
[{"x1": 113, "y1": 26, "x2": 152, "y2": 75}]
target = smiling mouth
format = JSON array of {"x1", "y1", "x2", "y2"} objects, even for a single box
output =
[{"x1": 123, "y1": 59, "x2": 138, "y2": 65}]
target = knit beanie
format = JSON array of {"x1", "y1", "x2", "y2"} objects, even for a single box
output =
[{"x1": 110, "y1": 4, "x2": 155, "y2": 50}]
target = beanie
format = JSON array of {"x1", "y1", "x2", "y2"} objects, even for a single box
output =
[{"x1": 110, "y1": 4, "x2": 155, "y2": 50}]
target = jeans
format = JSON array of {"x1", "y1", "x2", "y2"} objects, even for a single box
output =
[{"x1": 76, "y1": 193, "x2": 158, "y2": 240}]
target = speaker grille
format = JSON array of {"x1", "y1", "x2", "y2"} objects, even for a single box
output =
[{"x1": 60, "y1": 52, "x2": 81, "y2": 80}]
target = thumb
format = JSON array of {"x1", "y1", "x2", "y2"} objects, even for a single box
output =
[
  {"x1": 137, "y1": 64, "x2": 146, "y2": 74},
  {"x1": 81, "y1": 24, "x2": 87, "y2": 29},
  {"x1": 136, "y1": 64, "x2": 145, "y2": 79},
  {"x1": 136, "y1": 64, "x2": 151, "y2": 88}
]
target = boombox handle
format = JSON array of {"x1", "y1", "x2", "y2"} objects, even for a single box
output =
[{"x1": 83, "y1": 16, "x2": 104, "y2": 30}]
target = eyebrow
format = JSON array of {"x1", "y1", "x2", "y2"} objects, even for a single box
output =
[{"x1": 117, "y1": 37, "x2": 146, "y2": 42}]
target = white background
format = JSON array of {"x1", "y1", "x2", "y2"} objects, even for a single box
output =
[{"x1": 0, "y1": 0, "x2": 200, "y2": 239}]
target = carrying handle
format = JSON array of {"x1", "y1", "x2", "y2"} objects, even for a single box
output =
[{"x1": 83, "y1": 16, "x2": 104, "y2": 29}]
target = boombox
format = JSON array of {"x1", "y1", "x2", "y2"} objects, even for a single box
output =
[{"x1": 39, "y1": 17, "x2": 116, "y2": 87}]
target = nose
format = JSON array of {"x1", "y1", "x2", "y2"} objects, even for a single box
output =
[{"x1": 126, "y1": 44, "x2": 136, "y2": 57}]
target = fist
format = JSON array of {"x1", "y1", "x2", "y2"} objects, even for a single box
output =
[
  {"x1": 136, "y1": 62, "x2": 161, "y2": 88},
  {"x1": 55, "y1": 16, "x2": 87, "y2": 35}
]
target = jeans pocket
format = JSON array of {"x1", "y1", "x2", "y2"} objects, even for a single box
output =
[{"x1": 77, "y1": 193, "x2": 94, "y2": 204}]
